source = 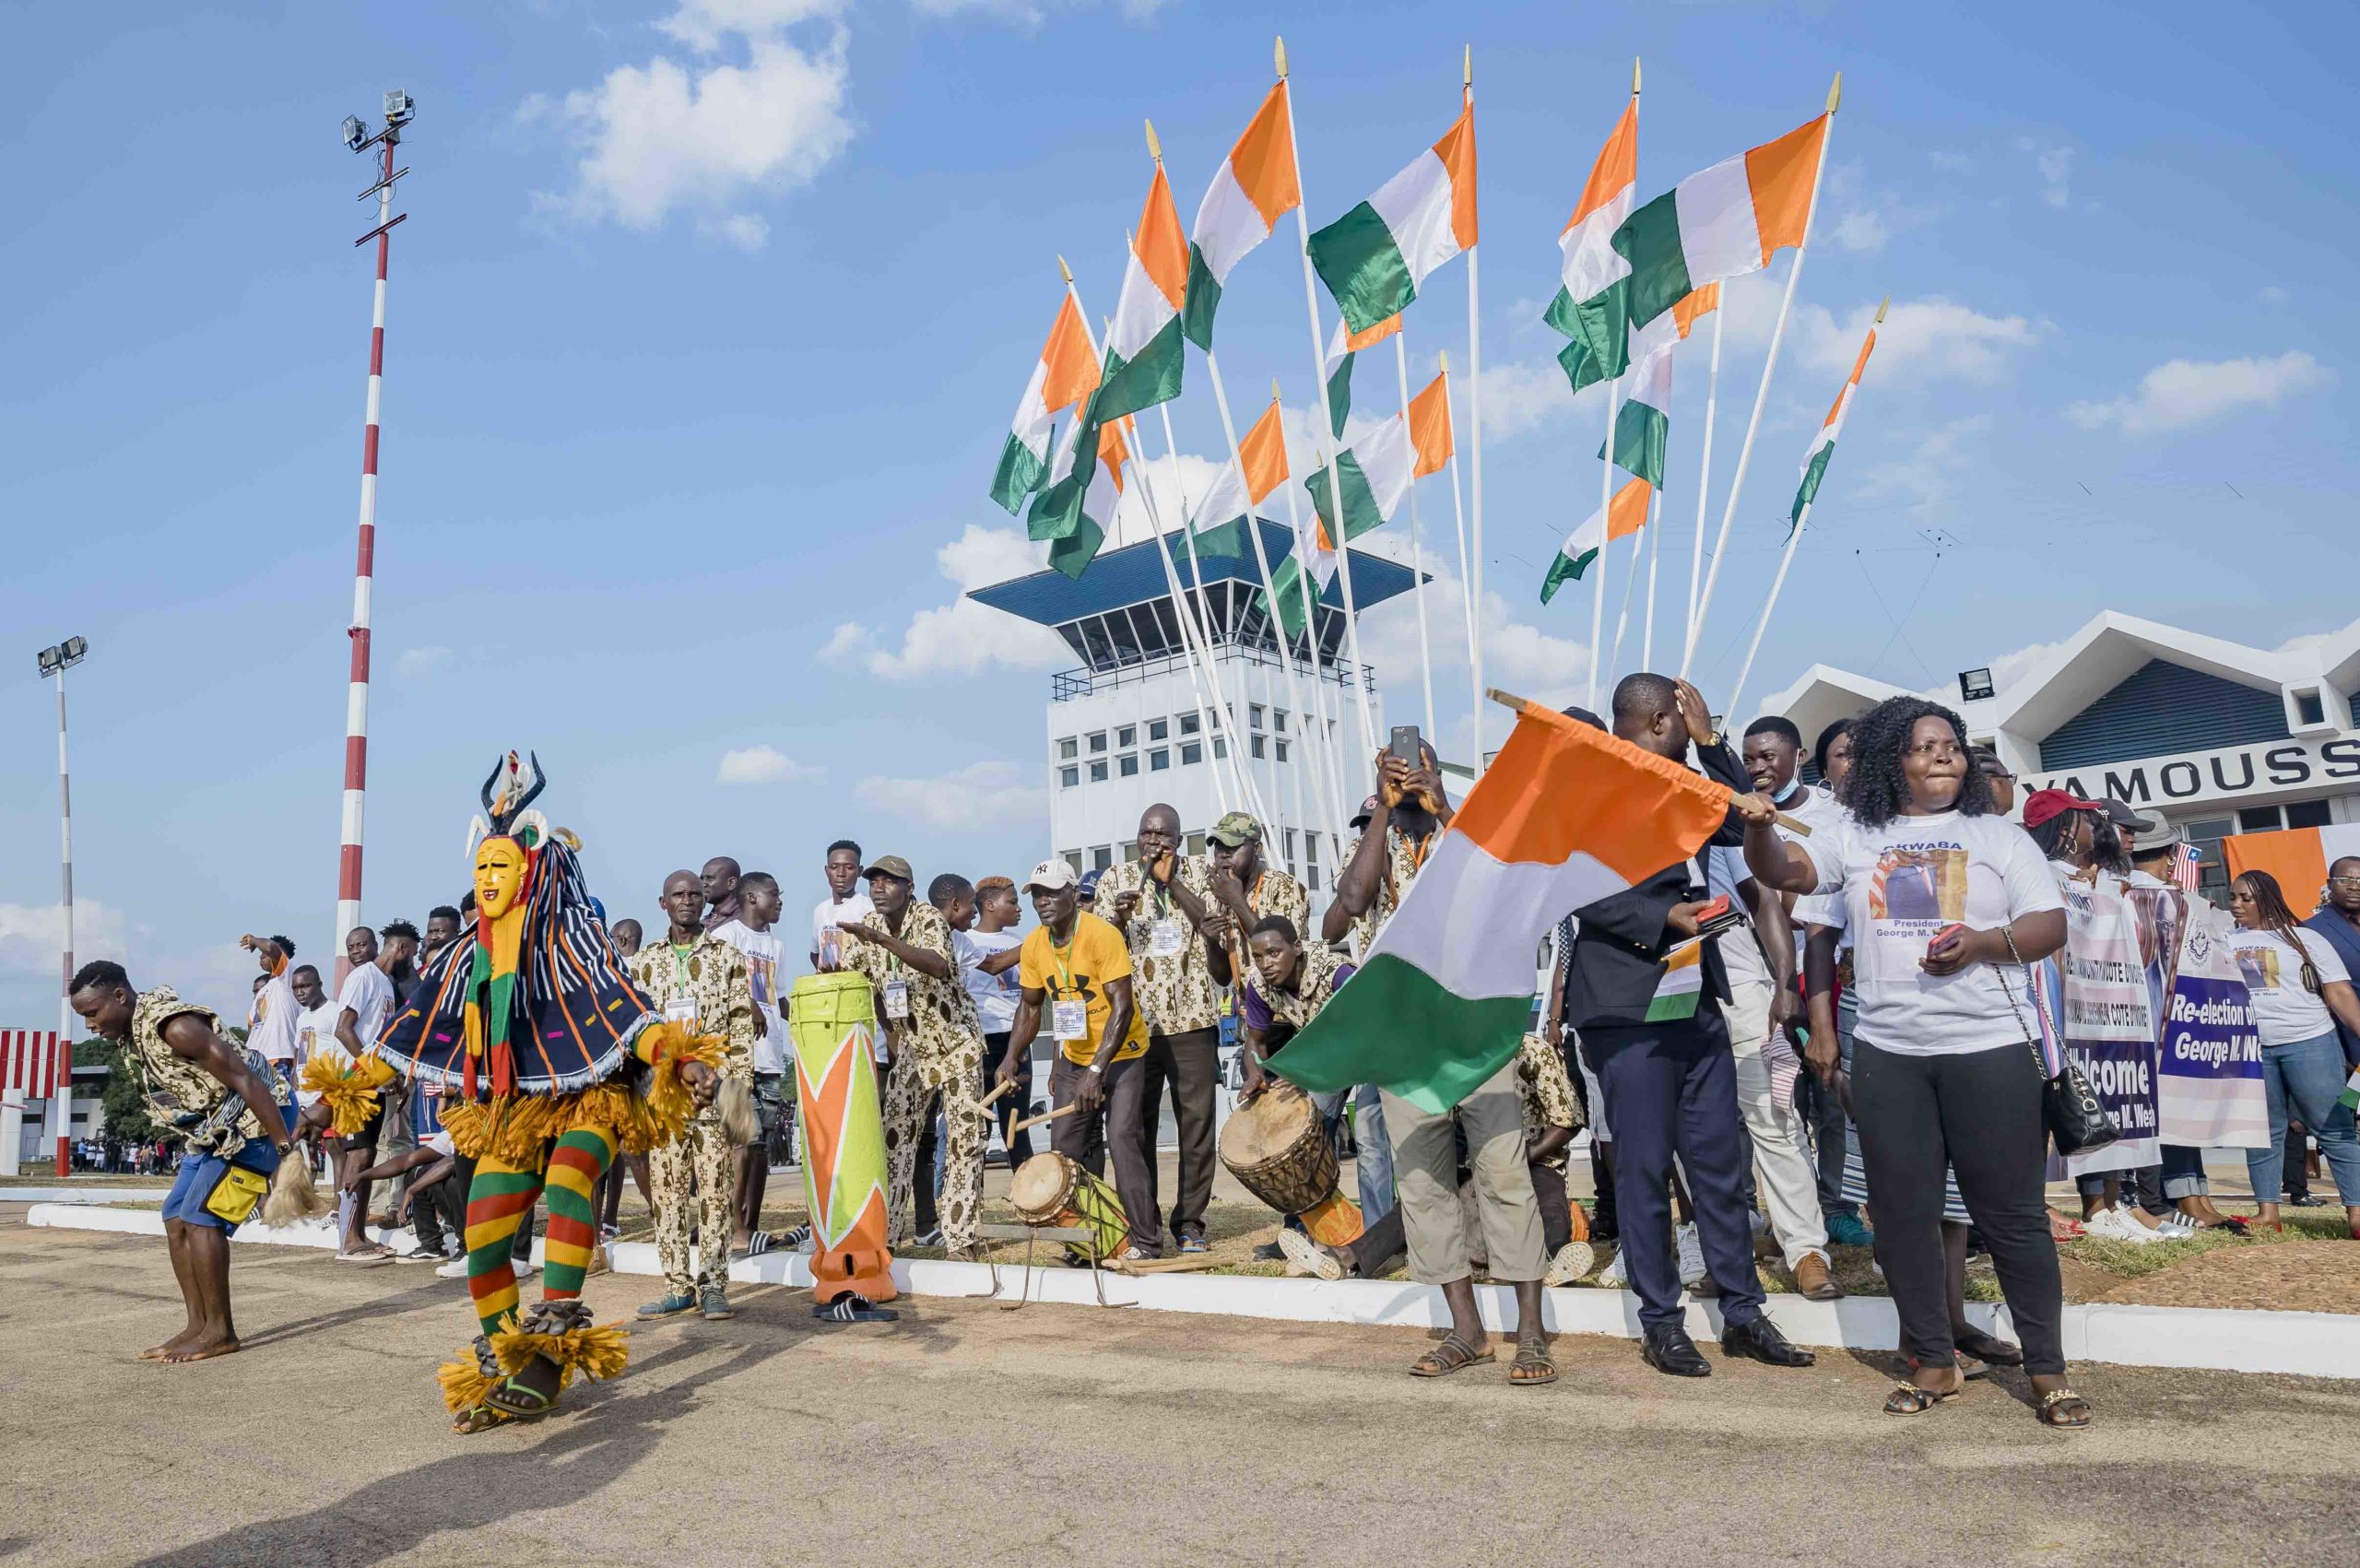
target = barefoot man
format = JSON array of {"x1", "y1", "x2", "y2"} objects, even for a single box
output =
[{"x1": 70, "y1": 960, "x2": 297, "y2": 1364}]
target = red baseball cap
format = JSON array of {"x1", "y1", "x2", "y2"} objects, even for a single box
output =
[{"x1": 2021, "y1": 787, "x2": 2105, "y2": 830}]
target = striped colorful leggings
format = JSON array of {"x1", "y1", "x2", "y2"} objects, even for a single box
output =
[{"x1": 466, "y1": 1125, "x2": 618, "y2": 1338}]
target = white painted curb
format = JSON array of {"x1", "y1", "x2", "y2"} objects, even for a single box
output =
[
  {"x1": 1, "y1": 1186, "x2": 173, "y2": 1204},
  {"x1": 28, "y1": 1204, "x2": 2357, "y2": 1381}
]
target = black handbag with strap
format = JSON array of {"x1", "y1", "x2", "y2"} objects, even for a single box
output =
[{"x1": 1994, "y1": 925, "x2": 2118, "y2": 1158}]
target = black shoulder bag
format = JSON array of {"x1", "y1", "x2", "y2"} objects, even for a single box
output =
[{"x1": 1994, "y1": 924, "x2": 2118, "y2": 1158}]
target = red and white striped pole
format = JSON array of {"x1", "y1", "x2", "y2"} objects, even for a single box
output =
[{"x1": 336, "y1": 100, "x2": 411, "y2": 983}]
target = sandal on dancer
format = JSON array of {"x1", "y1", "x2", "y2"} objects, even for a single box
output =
[
  {"x1": 1508, "y1": 1336, "x2": 1558, "y2": 1387},
  {"x1": 1409, "y1": 1333, "x2": 1494, "y2": 1378}
]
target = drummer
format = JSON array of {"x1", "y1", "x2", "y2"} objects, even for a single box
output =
[
  {"x1": 1235, "y1": 915, "x2": 1352, "y2": 1101},
  {"x1": 994, "y1": 859, "x2": 1159, "y2": 1261}
]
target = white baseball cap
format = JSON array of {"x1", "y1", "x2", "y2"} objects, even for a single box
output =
[{"x1": 1021, "y1": 858, "x2": 1079, "y2": 893}]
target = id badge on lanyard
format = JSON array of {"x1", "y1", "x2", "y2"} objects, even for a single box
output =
[
  {"x1": 664, "y1": 997, "x2": 698, "y2": 1025},
  {"x1": 1148, "y1": 917, "x2": 1186, "y2": 958},
  {"x1": 882, "y1": 977, "x2": 912, "y2": 1020},
  {"x1": 1052, "y1": 996, "x2": 1089, "y2": 1044}
]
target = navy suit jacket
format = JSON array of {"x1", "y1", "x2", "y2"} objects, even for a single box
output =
[{"x1": 2300, "y1": 909, "x2": 2360, "y2": 1067}]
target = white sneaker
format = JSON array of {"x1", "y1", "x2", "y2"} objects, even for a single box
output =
[
  {"x1": 1277, "y1": 1228, "x2": 1344, "y2": 1281},
  {"x1": 1542, "y1": 1241, "x2": 1596, "y2": 1288},
  {"x1": 1675, "y1": 1222, "x2": 1707, "y2": 1286},
  {"x1": 1598, "y1": 1247, "x2": 1628, "y2": 1290},
  {"x1": 434, "y1": 1257, "x2": 469, "y2": 1280},
  {"x1": 2085, "y1": 1207, "x2": 2159, "y2": 1245}
]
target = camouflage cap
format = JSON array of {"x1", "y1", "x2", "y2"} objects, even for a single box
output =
[{"x1": 1206, "y1": 810, "x2": 1263, "y2": 848}]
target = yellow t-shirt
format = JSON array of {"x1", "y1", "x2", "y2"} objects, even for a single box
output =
[{"x1": 1019, "y1": 910, "x2": 1150, "y2": 1064}]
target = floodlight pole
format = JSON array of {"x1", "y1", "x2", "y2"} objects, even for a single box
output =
[
  {"x1": 52, "y1": 654, "x2": 76, "y2": 1174},
  {"x1": 336, "y1": 104, "x2": 410, "y2": 984}
]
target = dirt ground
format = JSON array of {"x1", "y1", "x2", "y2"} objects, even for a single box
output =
[{"x1": 4, "y1": 1211, "x2": 2357, "y2": 1568}]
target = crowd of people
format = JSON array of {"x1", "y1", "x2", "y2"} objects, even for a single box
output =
[{"x1": 59, "y1": 677, "x2": 2360, "y2": 1424}]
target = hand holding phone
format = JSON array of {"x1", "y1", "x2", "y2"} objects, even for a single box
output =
[{"x1": 1922, "y1": 923, "x2": 1970, "y2": 975}]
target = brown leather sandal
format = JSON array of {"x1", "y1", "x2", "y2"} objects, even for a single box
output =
[
  {"x1": 1882, "y1": 1383, "x2": 1959, "y2": 1415},
  {"x1": 1508, "y1": 1337, "x2": 1558, "y2": 1387},
  {"x1": 1409, "y1": 1333, "x2": 1494, "y2": 1377},
  {"x1": 2036, "y1": 1388, "x2": 2093, "y2": 1428}
]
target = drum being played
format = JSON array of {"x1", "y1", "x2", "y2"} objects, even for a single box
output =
[
  {"x1": 1219, "y1": 1082, "x2": 1363, "y2": 1246},
  {"x1": 1007, "y1": 1152, "x2": 1128, "y2": 1263}
]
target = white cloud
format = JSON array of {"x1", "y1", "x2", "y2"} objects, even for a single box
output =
[
  {"x1": 2016, "y1": 137, "x2": 2072, "y2": 207},
  {"x1": 1348, "y1": 533, "x2": 1594, "y2": 718},
  {"x1": 528, "y1": 0, "x2": 854, "y2": 247},
  {"x1": 1469, "y1": 359, "x2": 1579, "y2": 443},
  {"x1": 716, "y1": 743, "x2": 823, "y2": 784},
  {"x1": 2258, "y1": 284, "x2": 2289, "y2": 306},
  {"x1": 395, "y1": 645, "x2": 452, "y2": 678},
  {"x1": 850, "y1": 523, "x2": 1072, "y2": 680},
  {"x1": 1821, "y1": 160, "x2": 1938, "y2": 256},
  {"x1": 855, "y1": 759, "x2": 1044, "y2": 831},
  {"x1": 1853, "y1": 415, "x2": 1991, "y2": 520},
  {"x1": 1775, "y1": 296, "x2": 2041, "y2": 388},
  {"x1": 2066, "y1": 350, "x2": 2330, "y2": 437},
  {"x1": 1929, "y1": 150, "x2": 1974, "y2": 173},
  {"x1": 0, "y1": 900, "x2": 131, "y2": 980},
  {"x1": 911, "y1": 0, "x2": 1166, "y2": 25},
  {"x1": 1983, "y1": 636, "x2": 2073, "y2": 699}
]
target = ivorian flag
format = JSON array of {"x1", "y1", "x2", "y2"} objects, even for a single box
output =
[
  {"x1": 1609, "y1": 112, "x2": 1826, "y2": 341},
  {"x1": 1790, "y1": 315, "x2": 1877, "y2": 535},
  {"x1": 1026, "y1": 391, "x2": 1130, "y2": 578},
  {"x1": 1303, "y1": 371, "x2": 1450, "y2": 544},
  {"x1": 988, "y1": 293, "x2": 1098, "y2": 514},
  {"x1": 1321, "y1": 311, "x2": 1401, "y2": 437},
  {"x1": 1307, "y1": 101, "x2": 1477, "y2": 335},
  {"x1": 1559, "y1": 281, "x2": 1717, "y2": 394},
  {"x1": 1096, "y1": 165, "x2": 1190, "y2": 421},
  {"x1": 1540, "y1": 475, "x2": 1650, "y2": 604},
  {"x1": 1183, "y1": 82, "x2": 1301, "y2": 351},
  {"x1": 1597, "y1": 339, "x2": 1670, "y2": 486},
  {"x1": 1270, "y1": 695, "x2": 1731, "y2": 1112},
  {"x1": 1541, "y1": 97, "x2": 1636, "y2": 380},
  {"x1": 1188, "y1": 396, "x2": 1290, "y2": 539},
  {"x1": 1264, "y1": 518, "x2": 1335, "y2": 642}
]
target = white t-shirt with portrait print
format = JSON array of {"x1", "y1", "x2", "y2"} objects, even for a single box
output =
[
  {"x1": 2228, "y1": 926, "x2": 2348, "y2": 1046},
  {"x1": 710, "y1": 917, "x2": 788, "y2": 1074},
  {"x1": 334, "y1": 963, "x2": 395, "y2": 1060},
  {"x1": 811, "y1": 892, "x2": 876, "y2": 973},
  {"x1": 1801, "y1": 808, "x2": 2064, "y2": 1057}
]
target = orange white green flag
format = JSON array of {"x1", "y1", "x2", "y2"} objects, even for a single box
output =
[
  {"x1": 1307, "y1": 102, "x2": 1478, "y2": 335},
  {"x1": 1269, "y1": 696, "x2": 1731, "y2": 1113},
  {"x1": 1541, "y1": 96, "x2": 1637, "y2": 379},
  {"x1": 1789, "y1": 315, "x2": 1877, "y2": 535},
  {"x1": 989, "y1": 293, "x2": 1098, "y2": 514},
  {"x1": 1186, "y1": 395, "x2": 1289, "y2": 546},
  {"x1": 1320, "y1": 311, "x2": 1402, "y2": 437},
  {"x1": 1540, "y1": 475, "x2": 1651, "y2": 604},
  {"x1": 1182, "y1": 82, "x2": 1301, "y2": 351},
  {"x1": 1096, "y1": 165, "x2": 1191, "y2": 421}
]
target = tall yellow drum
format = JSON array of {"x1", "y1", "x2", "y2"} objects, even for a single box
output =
[{"x1": 787, "y1": 972, "x2": 896, "y2": 1305}]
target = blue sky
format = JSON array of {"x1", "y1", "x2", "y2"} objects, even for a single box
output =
[{"x1": 5, "y1": 0, "x2": 2354, "y2": 1027}]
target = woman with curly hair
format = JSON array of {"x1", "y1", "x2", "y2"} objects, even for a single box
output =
[
  {"x1": 1742, "y1": 696, "x2": 2088, "y2": 1426},
  {"x1": 2227, "y1": 869, "x2": 2360, "y2": 1236}
]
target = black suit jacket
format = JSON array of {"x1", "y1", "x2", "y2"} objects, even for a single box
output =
[{"x1": 1564, "y1": 736, "x2": 1749, "y2": 1032}]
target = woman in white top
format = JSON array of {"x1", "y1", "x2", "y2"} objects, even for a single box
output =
[
  {"x1": 2226, "y1": 870, "x2": 2360, "y2": 1236},
  {"x1": 1743, "y1": 697, "x2": 2084, "y2": 1427}
]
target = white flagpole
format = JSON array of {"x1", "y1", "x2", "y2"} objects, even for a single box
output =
[
  {"x1": 1439, "y1": 352, "x2": 1481, "y2": 757},
  {"x1": 1641, "y1": 483, "x2": 1664, "y2": 670},
  {"x1": 1062, "y1": 261, "x2": 1232, "y2": 813},
  {"x1": 1462, "y1": 48, "x2": 1487, "y2": 770},
  {"x1": 1684, "y1": 72, "x2": 1840, "y2": 681},
  {"x1": 1154, "y1": 397, "x2": 1272, "y2": 825},
  {"x1": 1273, "y1": 409, "x2": 1353, "y2": 869},
  {"x1": 1726, "y1": 296, "x2": 1885, "y2": 722},
  {"x1": 1390, "y1": 329, "x2": 1438, "y2": 737},
  {"x1": 1278, "y1": 39, "x2": 1378, "y2": 770},
  {"x1": 1587, "y1": 375, "x2": 1619, "y2": 709},
  {"x1": 1686, "y1": 301, "x2": 1724, "y2": 654}
]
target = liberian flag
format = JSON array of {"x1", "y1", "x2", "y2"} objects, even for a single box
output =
[
  {"x1": 1609, "y1": 112, "x2": 1826, "y2": 342},
  {"x1": 988, "y1": 293, "x2": 1098, "y2": 514},
  {"x1": 1599, "y1": 337, "x2": 1671, "y2": 486},
  {"x1": 1307, "y1": 102, "x2": 1478, "y2": 336},
  {"x1": 1188, "y1": 396, "x2": 1289, "y2": 540},
  {"x1": 1541, "y1": 98, "x2": 1637, "y2": 382},
  {"x1": 1096, "y1": 166, "x2": 1190, "y2": 421},
  {"x1": 1789, "y1": 314, "x2": 1876, "y2": 534},
  {"x1": 1321, "y1": 312, "x2": 1401, "y2": 438},
  {"x1": 1304, "y1": 371, "x2": 1450, "y2": 546},
  {"x1": 1270, "y1": 696, "x2": 1732, "y2": 1113},
  {"x1": 1540, "y1": 476, "x2": 1650, "y2": 605},
  {"x1": 1182, "y1": 82, "x2": 1301, "y2": 351},
  {"x1": 1560, "y1": 281, "x2": 1717, "y2": 394}
]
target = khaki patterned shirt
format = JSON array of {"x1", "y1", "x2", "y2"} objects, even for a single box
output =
[
  {"x1": 1230, "y1": 866, "x2": 1311, "y2": 943},
  {"x1": 841, "y1": 900, "x2": 986, "y2": 1057},
  {"x1": 1244, "y1": 941, "x2": 1350, "y2": 1034},
  {"x1": 1093, "y1": 855, "x2": 1223, "y2": 1035},
  {"x1": 1515, "y1": 1031, "x2": 1585, "y2": 1170},
  {"x1": 631, "y1": 931, "x2": 756, "y2": 1081},
  {"x1": 129, "y1": 986, "x2": 267, "y2": 1159},
  {"x1": 1344, "y1": 823, "x2": 1442, "y2": 949}
]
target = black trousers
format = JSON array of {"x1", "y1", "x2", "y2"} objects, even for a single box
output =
[
  {"x1": 1047, "y1": 1053, "x2": 1158, "y2": 1254},
  {"x1": 1586, "y1": 1010, "x2": 1765, "y2": 1328},
  {"x1": 1529, "y1": 1160, "x2": 1575, "y2": 1256},
  {"x1": 407, "y1": 1167, "x2": 466, "y2": 1255},
  {"x1": 1134, "y1": 1026, "x2": 1221, "y2": 1239},
  {"x1": 984, "y1": 1032, "x2": 1034, "y2": 1167},
  {"x1": 1854, "y1": 1039, "x2": 2064, "y2": 1376}
]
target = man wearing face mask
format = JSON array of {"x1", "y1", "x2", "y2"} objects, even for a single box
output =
[{"x1": 1092, "y1": 804, "x2": 1233, "y2": 1255}]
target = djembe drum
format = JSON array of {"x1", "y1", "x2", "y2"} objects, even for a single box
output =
[
  {"x1": 1219, "y1": 1081, "x2": 1364, "y2": 1245},
  {"x1": 786, "y1": 971, "x2": 897, "y2": 1306},
  {"x1": 1007, "y1": 1152, "x2": 1130, "y2": 1263}
]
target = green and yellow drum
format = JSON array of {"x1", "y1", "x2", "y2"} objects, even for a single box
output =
[{"x1": 786, "y1": 972, "x2": 896, "y2": 1305}]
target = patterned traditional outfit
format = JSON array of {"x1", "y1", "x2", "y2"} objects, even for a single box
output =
[
  {"x1": 845, "y1": 901, "x2": 990, "y2": 1252},
  {"x1": 347, "y1": 754, "x2": 721, "y2": 1432},
  {"x1": 631, "y1": 931, "x2": 755, "y2": 1296},
  {"x1": 131, "y1": 988, "x2": 290, "y2": 1234}
]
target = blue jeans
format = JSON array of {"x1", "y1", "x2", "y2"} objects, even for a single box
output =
[
  {"x1": 162, "y1": 1133, "x2": 284, "y2": 1233},
  {"x1": 2159, "y1": 1145, "x2": 2209, "y2": 1202},
  {"x1": 1309, "y1": 1083, "x2": 1397, "y2": 1226},
  {"x1": 2247, "y1": 1031, "x2": 2360, "y2": 1205}
]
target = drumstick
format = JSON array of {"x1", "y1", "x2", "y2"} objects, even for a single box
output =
[
  {"x1": 1007, "y1": 1102, "x2": 1080, "y2": 1137},
  {"x1": 978, "y1": 1079, "x2": 1016, "y2": 1111}
]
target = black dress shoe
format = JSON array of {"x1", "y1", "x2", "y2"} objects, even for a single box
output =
[
  {"x1": 1719, "y1": 1315, "x2": 1816, "y2": 1368},
  {"x1": 1640, "y1": 1323, "x2": 1711, "y2": 1377}
]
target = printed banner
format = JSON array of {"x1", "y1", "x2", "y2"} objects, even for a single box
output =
[
  {"x1": 2054, "y1": 877, "x2": 2160, "y2": 1176},
  {"x1": 2154, "y1": 904, "x2": 2268, "y2": 1149}
]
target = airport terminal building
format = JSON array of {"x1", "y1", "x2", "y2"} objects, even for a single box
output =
[{"x1": 1763, "y1": 611, "x2": 2360, "y2": 902}]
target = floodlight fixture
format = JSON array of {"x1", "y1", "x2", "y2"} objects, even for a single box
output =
[
  {"x1": 36, "y1": 637, "x2": 87, "y2": 677},
  {"x1": 342, "y1": 114, "x2": 368, "y2": 152},
  {"x1": 1958, "y1": 667, "x2": 1995, "y2": 703},
  {"x1": 384, "y1": 89, "x2": 415, "y2": 125}
]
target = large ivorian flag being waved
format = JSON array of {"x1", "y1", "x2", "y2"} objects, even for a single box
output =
[
  {"x1": 1320, "y1": 312, "x2": 1401, "y2": 437},
  {"x1": 1541, "y1": 476, "x2": 1651, "y2": 604},
  {"x1": 989, "y1": 294, "x2": 1098, "y2": 513},
  {"x1": 1096, "y1": 167, "x2": 1191, "y2": 421},
  {"x1": 1183, "y1": 82, "x2": 1301, "y2": 350},
  {"x1": 1541, "y1": 98, "x2": 1636, "y2": 380},
  {"x1": 1611, "y1": 112, "x2": 1826, "y2": 339},
  {"x1": 1307, "y1": 103, "x2": 1478, "y2": 335},
  {"x1": 1270, "y1": 697, "x2": 1731, "y2": 1113},
  {"x1": 1304, "y1": 371, "x2": 1451, "y2": 545},
  {"x1": 1790, "y1": 317, "x2": 1877, "y2": 534}
]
